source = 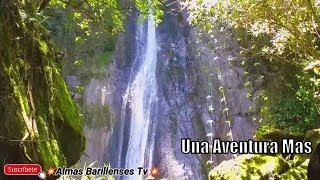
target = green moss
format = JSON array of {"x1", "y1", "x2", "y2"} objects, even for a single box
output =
[
  {"x1": 256, "y1": 126, "x2": 305, "y2": 142},
  {"x1": 280, "y1": 160, "x2": 308, "y2": 179},
  {"x1": 53, "y1": 70, "x2": 83, "y2": 133},
  {"x1": 209, "y1": 128, "x2": 320, "y2": 179},
  {"x1": 47, "y1": 62, "x2": 85, "y2": 166},
  {"x1": 301, "y1": 129, "x2": 320, "y2": 161},
  {"x1": 38, "y1": 40, "x2": 49, "y2": 55},
  {"x1": 98, "y1": 50, "x2": 113, "y2": 66},
  {"x1": 0, "y1": 0, "x2": 85, "y2": 171},
  {"x1": 209, "y1": 154, "x2": 289, "y2": 180},
  {"x1": 256, "y1": 126, "x2": 320, "y2": 161},
  {"x1": 3, "y1": 61, "x2": 37, "y2": 142},
  {"x1": 304, "y1": 129, "x2": 320, "y2": 148}
]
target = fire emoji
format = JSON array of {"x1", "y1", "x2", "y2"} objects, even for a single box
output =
[
  {"x1": 146, "y1": 167, "x2": 159, "y2": 180},
  {"x1": 47, "y1": 168, "x2": 55, "y2": 176},
  {"x1": 150, "y1": 167, "x2": 159, "y2": 177}
]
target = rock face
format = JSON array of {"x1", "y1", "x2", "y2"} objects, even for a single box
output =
[
  {"x1": 105, "y1": 1, "x2": 259, "y2": 179},
  {"x1": 76, "y1": 78, "x2": 114, "y2": 166}
]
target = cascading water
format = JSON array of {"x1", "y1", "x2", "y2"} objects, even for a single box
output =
[{"x1": 118, "y1": 13, "x2": 158, "y2": 179}]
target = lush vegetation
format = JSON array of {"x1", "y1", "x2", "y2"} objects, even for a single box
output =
[
  {"x1": 183, "y1": 0, "x2": 320, "y2": 133},
  {"x1": 181, "y1": 0, "x2": 320, "y2": 178},
  {"x1": 43, "y1": 0, "x2": 164, "y2": 82},
  {"x1": 48, "y1": 0, "x2": 163, "y2": 33}
]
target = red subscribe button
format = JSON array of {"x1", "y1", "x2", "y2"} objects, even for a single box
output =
[{"x1": 4, "y1": 164, "x2": 42, "y2": 175}]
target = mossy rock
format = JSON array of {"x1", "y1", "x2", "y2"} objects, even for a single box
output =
[
  {"x1": 256, "y1": 126, "x2": 320, "y2": 161},
  {"x1": 256, "y1": 126, "x2": 304, "y2": 142},
  {"x1": 209, "y1": 154, "x2": 289, "y2": 180},
  {"x1": 0, "y1": 1, "x2": 85, "y2": 176},
  {"x1": 280, "y1": 160, "x2": 308, "y2": 180},
  {"x1": 304, "y1": 129, "x2": 320, "y2": 151},
  {"x1": 209, "y1": 127, "x2": 320, "y2": 179},
  {"x1": 299, "y1": 129, "x2": 320, "y2": 161}
]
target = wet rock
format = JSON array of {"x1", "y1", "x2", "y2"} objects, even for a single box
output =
[{"x1": 231, "y1": 116, "x2": 256, "y2": 141}]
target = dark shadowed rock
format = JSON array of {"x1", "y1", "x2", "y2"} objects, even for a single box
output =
[{"x1": 308, "y1": 142, "x2": 320, "y2": 180}]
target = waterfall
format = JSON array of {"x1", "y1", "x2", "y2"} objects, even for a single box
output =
[{"x1": 119, "y1": 13, "x2": 158, "y2": 179}]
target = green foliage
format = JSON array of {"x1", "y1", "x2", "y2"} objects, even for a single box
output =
[
  {"x1": 45, "y1": 0, "x2": 164, "y2": 83},
  {"x1": 184, "y1": 2, "x2": 320, "y2": 178},
  {"x1": 280, "y1": 161, "x2": 308, "y2": 179},
  {"x1": 184, "y1": 0, "x2": 320, "y2": 80},
  {"x1": 255, "y1": 126, "x2": 304, "y2": 142},
  {"x1": 183, "y1": 0, "x2": 320, "y2": 132},
  {"x1": 98, "y1": 51, "x2": 113, "y2": 66},
  {"x1": 271, "y1": 74, "x2": 319, "y2": 133},
  {"x1": 48, "y1": 0, "x2": 164, "y2": 35},
  {"x1": 186, "y1": 0, "x2": 320, "y2": 63},
  {"x1": 210, "y1": 125, "x2": 320, "y2": 179},
  {"x1": 49, "y1": 0, "x2": 125, "y2": 33},
  {"x1": 74, "y1": 59, "x2": 84, "y2": 66},
  {"x1": 44, "y1": 4, "x2": 118, "y2": 83},
  {"x1": 75, "y1": 85, "x2": 84, "y2": 94}
]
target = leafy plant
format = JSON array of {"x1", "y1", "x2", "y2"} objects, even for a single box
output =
[
  {"x1": 271, "y1": 75, "x2": 320, "y2": 133},
  {"x1": 183, "y1": 0, "x2": 320, "y2": 131},
  {"x1": 49, "y1": 0, "x2": 164, "y2": 34}
]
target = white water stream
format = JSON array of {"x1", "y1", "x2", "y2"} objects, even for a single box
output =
[{"x1": 120, "y1": 13, "x2": 158, "y2": 179}]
